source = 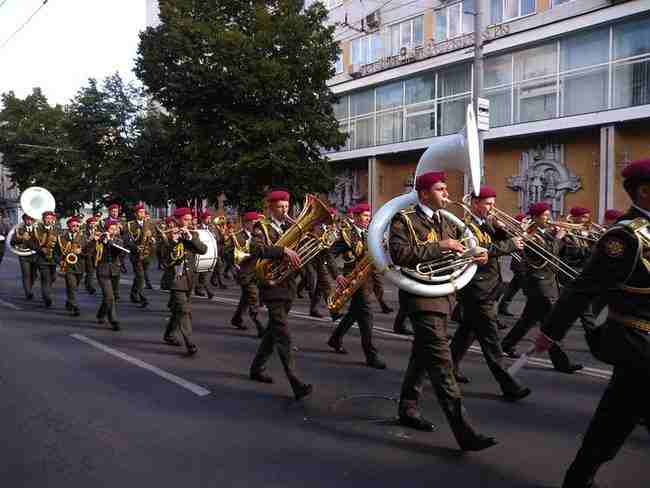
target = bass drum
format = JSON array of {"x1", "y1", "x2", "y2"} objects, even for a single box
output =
[{"x1": 193, "y1": 229, "x2": 219, "y2": 273}]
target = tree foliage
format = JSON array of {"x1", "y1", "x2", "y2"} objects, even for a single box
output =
[{"x1": 136, "y1": 0, "x2": 346, "y2": 210}]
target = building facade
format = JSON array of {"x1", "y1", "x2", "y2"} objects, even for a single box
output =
[{"x1": 322, "y1": 0, "x2": 650, "y2": 219}]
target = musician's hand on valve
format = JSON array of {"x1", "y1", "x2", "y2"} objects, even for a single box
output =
[
  {"x1": 284, "y1": 248, "x2": 302, "y2": 270},
  {"x1": 511, "y1": 236, "x2": 524, "y2": 250},
  {"x1": 439, "y1": 239, "x2": 465, "y2": 254}
]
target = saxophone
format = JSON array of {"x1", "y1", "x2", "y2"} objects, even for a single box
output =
[{"x1": 326, "y1": 254, "x2": 374, "y2": 316}]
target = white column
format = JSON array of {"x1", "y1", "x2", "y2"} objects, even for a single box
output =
[
  {"x1": 368, "y1": 156, "x2": 378, "y2": 212},
  {"x1": 598, "y1": 125, "x2": 615, "y2": 222}
]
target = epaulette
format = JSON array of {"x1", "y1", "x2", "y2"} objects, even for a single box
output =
[
  {"x1": 399, "y1": 205, "x2": 416, "y2": 216},
  {"x1": 255, "y1": 219, "x2": 272, "y2": 245}
]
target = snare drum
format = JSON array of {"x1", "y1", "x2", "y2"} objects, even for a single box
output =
[{"x1": 193, "y1": 229, "x2": 219, "y2": 273}]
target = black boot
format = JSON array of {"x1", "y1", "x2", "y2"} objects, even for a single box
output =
[{"x1": 441, "y1": 398, "x2": 497, "y2": 452}]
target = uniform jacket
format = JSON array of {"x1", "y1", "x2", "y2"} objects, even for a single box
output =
[
  {"x1": 389, "y1": 205, "x2": 460, "y2": 315},
  {"x1": 543, "y1": 206, "x2": 650, "y2": 371},
  {"x1": 326, "y1": 221, "x2": 370, "y2": 297},
  {"x1": 522, "y1": 226, "x2": 563, "y2": 300},
  {"x1": 250, "y1": 218, "x2": 295, "y2": 302},
  {"x1": 125, "y1": 220, "x2": 156, "y2": 261},
  {"x1": 460, "y1": 217, "x2": 516, "y2": 302},
  {"x1": 229, "y1": 229, "x2": 257, "y2": 285},
  {"x1": 58, "y1": 231, "x2": 87, "y2": 274},
  {"x1": 11, "y1": 223, "x2": 37, "y2": 263},
  {"x1": 84, "y1": 236, "x2": 127, "y2": 278},
  {"x1": 161, "y1": 231, "x2": 208, "y2": 291},
  {"x1": 31, "y1": 224, "x2": 59, "y2": 267}
]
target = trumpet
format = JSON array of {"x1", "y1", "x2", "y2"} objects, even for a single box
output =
[{"x1": 93, "y1": 231, "x2": 131, "y2": 254}]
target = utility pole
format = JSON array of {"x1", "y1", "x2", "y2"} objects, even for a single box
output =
[{"x1": 471, "y1": 0, "x2": 485, "y2": 181}]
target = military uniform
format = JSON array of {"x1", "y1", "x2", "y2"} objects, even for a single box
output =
[
  {"x1": 541, "y1": 206, "x2": 650, "y2": 488},
  {"x1": 85, "y1": 233, "x2": 127, "y2": 329},
  {"x1": 370, "y1": 269, "x2": 393, "y2": 313},
  {"x1": 501, "y1": 214, "x2": 582, "y2": 373},
  {"x1": 58, "y1": 227, "x2": 86, "y2": 315},
  {"x1": 229, "y1": 228, "x2": 264, "y2": 336},
  {"x1": 11, "y1": 222, "x2": 38, "y2": 299},
  {"x1": 83, "y1": 220, "x2": 98, "y2": 294},
  {"x1": 497, "y1": 253, "x2": 526, "y2": 315},
  {"x1": 210, "y1": 223, "x2": 228, "y2": 289},
  {"x1": 160, "y1": 227, "x2": 207, "y2": 354},
  {"x1": 326, "y1": 218, "x2": 385, "y2": 368},
  {"x1": 125, "y1": 219, "x2": 155, "y2": 306},
  {"x1": 31, "y1": 222, "x2": 59, "y2": 307},
  {"x1": 0, "y1": 219, "x2": 10, "y2": 265},
  {"x1": 308, "y1": 252, "x2": 334, "y2": 317},
  {"x1": 450, "y1": 212, "x2": 530, "y2": 399},
  {"x1": 249, "y1": 213, "x2": 311, "y2": 400},
  {"x1": 389, "y1": 200, "x2": 496, "y2": 450}
]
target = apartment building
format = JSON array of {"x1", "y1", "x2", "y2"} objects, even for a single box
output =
[{"x1": 323, "y1": 0, "x2": 650, "y2": 219}]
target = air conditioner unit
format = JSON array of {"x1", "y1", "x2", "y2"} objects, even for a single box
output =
[{"x1": 365, "y1": 12, "x2": 380, "y2": 30}]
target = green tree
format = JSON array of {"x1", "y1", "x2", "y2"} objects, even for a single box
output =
[
  {"x1": 0, "y1": 88, "x2": 88, "y2": 215},
  {"x1": 135, "y1": 0, "x2": 346, "y2": 210}
]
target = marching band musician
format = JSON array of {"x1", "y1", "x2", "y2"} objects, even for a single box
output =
[
  {"x1": 126, "y1": 203, "x2": 155, "y2": 308},
  {"x1": 158, "y1": 216, "x2": 176, "y2": 292},
  {"x1": 12, "y1": 214, "x2": 38, "y2": 300},
  {"x1": 86, "y1": 218, "x2": 128, "y2": 330},
  {"x1": 194, "y1": 210, "x2": 216, "y2": 299},
  {"x1": 83, "y1": 217, "x2": 98, "y2": 295},
  {"x1": 326, "y1": 203, "x2": 387, "y2": 369},
  {"x1": 143, "y1": 212, "x2": 154, "y2": 290},
  {"x1": 248, "y1": 190, "x2": 312, "y2": 401},
  {"x1": 105, "y1": 203, "x2": 128, "y2": 297},
  {"x1": 160, "y1": 208, "x2": 207, "y2": 355},
  {"x1": 58, "y1": 217, "x2": 86, "y2": 316},
  {"x1": 498, "y1": 213, "x2": 528, "y2": 317},
  {"x1": 388, "y1": 171, "x2": 497, "y2": 451},
  {"x1": 603, "y1": 208, "x2": 623, "y2": 228},
  {"x1": 449, "y1": 187, "x2": 531, "y2": 400},
  {"x1": 32, "y1": 210, "x2": 60, "y2": 308},
  {"x1": 500, "y1": 202, "x2": 583, "y2": 373},
  {"x1": 534, "y1": 158, "x2": 650, "y2": 488},
  {"x1": 229, "y1": 211, "x2": 265, "y2": 337}
]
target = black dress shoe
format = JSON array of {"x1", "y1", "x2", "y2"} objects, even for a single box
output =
[
  {"x1": 145, "y1": 283, "x2": 153, "y2": 290},
  {"x1": 555, "y1": 363, "x2": 583, "y2": 374},
  {"x1": 130, "y1": 295, "x2": 140, "y2": 304},
  {"x1": 186, "y1": 344, "x2": 198, "y2": 356},
  {"x1": 398, "y1": 414, "x2": 437, "y2": 432},
  {"x1": 97, "y1": 317, "x2": 106, "y2": 325},
  {"x1": 460, "y1": 435, "x2": 498, "y2": 452},
  {"x1": 86, "y1": 288, "x2": 96, "y2": 295},
  {"x1": 455, "y1": 372, "x2": 471, "y2": 384},
  {"x1": 72, "y1": 307, "x2": 81, "y2": 317},
  {"x1": 327, "y1": 337, "x2": 347, "y2": 354},
  {"x1": 255, "y1": 323, "x2": 266, "y2": 338},
  {"x1": 231, "y1": 318, "x2": 248, "y2": 330},
  {"x1": 65, "y1": 301, "x2": 72, "y2": 311},
  {"x1": 294, "y1": 383, "x2": 313, "y2": 401},
  {"x1": 502, "y1": 386, "x2": 532, "y2": 402},
  {"x1": 44, "y1": 298, "x2": 53, "y2": 308},
  {"x1": 194, "y1": 290, "x2": 206, "y2": 297},
  {"x1": 380, "y1": 304, "x2": 394, "y2": 314},
  {"x1": 26, "y1": 293, "x2": 34, "y2": 300},
  {"x1": 393, "y1": 328, "x2": 414, "y2": 336},
  {"x1": 366, "y1": 356, "x2": 387, "y2": 369},
  {"x1": 250, "y1": 370, "x2": 274, "y2": 383},
  {"x1": 309, "y1": 309, "x2": 324, "y2": 318},
  {"x1": 206, "y1": 291, "x2": 215, "y2": 299},
  {"x1": 296, "y1": 292, "x2": 304, "y2": 299},
  {"x1": 139, "y1": 300, "x2": 149, "y2": 308},
  {"x1": 111, "y1": 321, "x2": 121, "y2": 331},
  {"x1": 163, "y1": 336, "x2": 182, "y2": 347},
  {"x1": 502, "y1": 347, "x2": 521, "y2": 359},
  {"x1": 498, "y1": 307, "x2": 514, "y2": 317}
]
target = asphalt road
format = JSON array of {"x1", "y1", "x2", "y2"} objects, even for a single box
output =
[{"x1": 0, "y1": 255, "x2": 647, "y2": 488}]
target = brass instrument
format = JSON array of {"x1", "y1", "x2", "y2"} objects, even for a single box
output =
[
  {"x1": 7, "y1": 186, "x2": 56, "y2": 257},
  {"x1": 255, "y1": 195, "x2": 336, "y2": 285},
  {"x1": 231, "y1": 231, "x2": 252, "y2": 267},
  {"x1": 327, "y1": 253, "x2": 374, "y2": 316},
  {"x1": 59, "y1": 236, "x2": 82, "y2": 272}
]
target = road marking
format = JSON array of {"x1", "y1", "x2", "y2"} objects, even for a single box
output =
[
  {"x1": 120, "y1": 280, "x2": 615, "y2": 381},
  {"x1": 0, "y1": 298, "x2": 21, "y2": 310},
  {"x1": 71, "y1": 333, "x2": 211, "y2": 397}
]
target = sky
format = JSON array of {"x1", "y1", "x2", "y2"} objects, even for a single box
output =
[{"x1": 0, "y1": 0, "x2": 150, "y2": 108}]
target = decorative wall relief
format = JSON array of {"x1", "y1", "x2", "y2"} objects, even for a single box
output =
[
  {"x1": 330, "y1": 168, "x2": 365, "y2": 212},
  {"x1": 507, "y1": 144, "x2": 581, "y2": 217}
]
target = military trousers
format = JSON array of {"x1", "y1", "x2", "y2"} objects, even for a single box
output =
[
  {"x1": 309, "y1": 261, "x2": 331, "y2": 312},
  {"x1": 210, "y1": 259, "x2": 226, "y2": 287},
  {"x1": 195, "y1": 271, "x2": 214, "y2": 296},
  {"x1": 250, "y1": 300, "x2": 305, "y2": 393},
  {"x1": 562, "y1": 366, "x2": 650, "y2": 488},
  {"x1": 232, "y1": 281, "x2": 260, "y2": 325},
  {"x1": 164, "y1": 290, "x2": 194, "y2": 347},
  {"x1": 329, "y1": 289, "x2": 378, "y2": 361},
  {"x1": 450, "y1": 298, "x2": 523, "y2": 395},
  {"x1": 97, "y1": 273, "x2": 120, "y2": 324},
  {"x1": 38, "y1": 264, "x2": 56, "y2": 303},
  {"x1": 399, "y1": 310, "x2": 484, "y2": 449},
  {"x1": 65, "y1": 272, "x2": 83, "y2": 309},
  {"x1": 130, "y1": 258, "x2": 150, "y2": 303},
  {"x1": 19, "y1": 258, "x2": 37, "y2": 298},
  {"x1": 499, "y1": 272, "x2": 525, "y2": 309},
  {"x1": 84, "y1": 258, "x2": 97, "y2": 294}
]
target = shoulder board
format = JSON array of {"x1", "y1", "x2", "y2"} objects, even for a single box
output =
[{"x1": 399, "y1": 205, "x2": 416, "y2": 216}]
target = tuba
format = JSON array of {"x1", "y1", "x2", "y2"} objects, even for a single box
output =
[
  {"x1": 255, "y1": 195, "x2": 335, "y2": 285},
  {"x1": 7, "y1": 187, "x2": 56, "y2": 257},
  {"x1": 367, "y1": 105, "x2": 482, "y2": 297}
]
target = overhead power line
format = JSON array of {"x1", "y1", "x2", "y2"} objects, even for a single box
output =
[{"x1": 0, "y1": 0, "x2": 49, "y2": 51}]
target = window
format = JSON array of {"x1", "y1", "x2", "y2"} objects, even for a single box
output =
[
  {"x1": 385, "y1": 16, "x2": 424, "y2": 56},
  {"x1": 613, "y1": 16, "x2": 650, "y2": 109},
  {"x1": 514, "y1": 43, "x2": 557, "y2": 123},
  {"x1": 350, "y1": 31, "x2": 384, "y2": 66},
  {"x1": 490, "y1": 0, "x2": 535, "y2": 25},
  {"x1": 334, "y1": 52, "x2": 343, "y2": 74},
  {"x1": 436, "y1": 1, "x2": 475, "y2": 42},
  {"x1": 376, "y1": 81, "x2": 403, "y2": 145}
]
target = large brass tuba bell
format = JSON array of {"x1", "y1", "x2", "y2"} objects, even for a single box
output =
[{"x1": 7, "y1": 186, "x2": 56, "y2": 257}]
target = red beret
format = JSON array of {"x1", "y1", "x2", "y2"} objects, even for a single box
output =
[
  {"x1": 267, "y1": 190, "x2": 290, "y2": 202},
  {"x1": 415, "y1": 171, "x2": 446, "y2": 192},
  {"x1": 67, "y1": 217, "x2": 80, "y2": 226},
  {"x1": 569, "y1": 206, "x2": 590, "y2": 217},
  {"x1": 164, "y1": 216, "x2": 176, "y2": 225},
  {"x1": 42, "y1": 211, "x2": 56, "y2": 218},
  {"x1": 108, "y1": 204, "x2": 120, "y2": 211},
  {"x1": 352, "y1": 203, "x2": 371, "y2": 214},
  {"x1": 621, "y1": 158, "x2": 650, "y2": 181},
  {"x1": 86, "y1": 217, "x2": 97, "y2": 224},
  {"x1": 474, "y1": 186, "x2": 497, "y2": 199},
  {"x1": 243, "y1": 211, "x2": 261, "y2": 222},
  {"x1": 604, "y1": 209, "x2": 623, "y2": 221},
  {"x1": 174, "y1": 207, "x2": 193, "y2": 219},
  {"x1": 200, "y1": 210, "x2": 213, "y2": 220},
  {"x1": 104, "y1": 218, "x2": 119, "y2": 230},
  {"x1": 528, "y1": 202, "x2": 551, "y2": 217},
  {"x1": 134, "y1": 203, "x2": 145, "y2": 211},
  {"x1": 514, "y1": 213, "x2": 526, "y2": 222}
]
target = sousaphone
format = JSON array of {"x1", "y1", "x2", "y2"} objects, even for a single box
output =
[{"x1": 7, "y1": 187, "x2": 56, "y2": 257}]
